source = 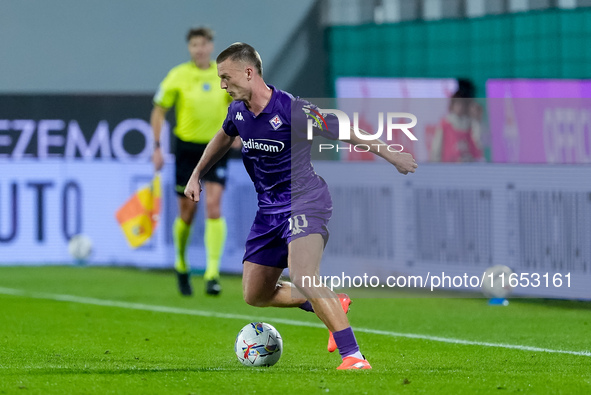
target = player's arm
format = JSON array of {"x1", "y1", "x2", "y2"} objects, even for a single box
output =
[
  {"x1": 184, "y1": 129, "x2": 236, "y2": 202},
  {"x1": 150, "y1": 105, "x2": 168, "y2": 171},
  {"x1": 340, "y1": 129, "x2": 418, "y2": 175},
  {"x1": 151, "y1": 68, "x2": 177, "y2": 171}
]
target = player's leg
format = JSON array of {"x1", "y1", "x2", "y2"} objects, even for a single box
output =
[
  {"x1": 242, "y1": 261, "x2": 308, "y2": 307},
  {"x1": 201, "y1": 151, "x2": 229, "y2": 295},
  {"x1": 203, "y1": 181, "x2": 226, "y2": 295},
  {"x1": 173, "y1": 138, "x2": 199, "y2": 296},
  {"x1": 288, "y1": 233, "x2": 371, "y2": 369},
  {"x1": 288, "y1": 234, "x2": 348, "y2": 331},
  {"x1": 240, "y1": 211, "x2": 318, "y2": 309},
  {"x1": 174, "y1": 194, "x2": 197, "y2": 296}
]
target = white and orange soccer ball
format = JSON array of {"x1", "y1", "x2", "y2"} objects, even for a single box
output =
[{"x1": 235, "y1": 322, "x2": 283, "y2": 367}]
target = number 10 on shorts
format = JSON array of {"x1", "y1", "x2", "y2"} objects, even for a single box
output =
[{"x1": 289, "y1": 214, "x2": 308, "y2": 235}]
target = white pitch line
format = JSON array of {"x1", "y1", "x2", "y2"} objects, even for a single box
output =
[{"x1": 0, "y1": 287, "x2": 589, "y2": 358}]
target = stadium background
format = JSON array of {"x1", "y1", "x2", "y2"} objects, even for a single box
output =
[
  {"x1": 1, "y1": 1, "x2": 591, "y2": 394},
  {"x1": 1, "y1": 0, "x2": 591, "y2": 298}
]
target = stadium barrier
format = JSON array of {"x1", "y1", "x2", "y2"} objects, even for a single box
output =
[
  {"x1": 316, "y1": 161, "x2": 591, "y2": 300},
  {"x1": 1, "y1": 94, "x2": 588, "y2": 299},
  {"x1": 3, "y1": 159, "x2": 589, "y2": 299},
  {"x1": 0, "y1": 160, "x2": 256, "y2": 273}
]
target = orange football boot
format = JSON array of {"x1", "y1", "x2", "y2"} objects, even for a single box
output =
[{"x1": 337, "y1": 356, "x2": 372, "y2": 370}]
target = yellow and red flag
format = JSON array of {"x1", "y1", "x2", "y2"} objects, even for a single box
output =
[{"x1": 115, "y1": 173, "x2": 161, "y2": 248}]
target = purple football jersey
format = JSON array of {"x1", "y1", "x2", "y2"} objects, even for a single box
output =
[{"x1": 222, "y1": 85, "x2": 339, "y2": 214}]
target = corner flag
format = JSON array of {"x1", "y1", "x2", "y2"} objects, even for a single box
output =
[{"x1": 115, "y1": 173, "x2": 162, "y2": 248}]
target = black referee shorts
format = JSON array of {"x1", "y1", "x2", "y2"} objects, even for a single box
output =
[{"x1": 175, "y1": 138, "x2": 229, "y2": 196}]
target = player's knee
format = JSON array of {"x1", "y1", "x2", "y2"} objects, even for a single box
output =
[
  {"x1": 179, "y1": 210, "x2": 195, "y2": 225},
  {"x1": 179, "y1": 199, "x2": 196, "y2": 223},
  {"x1": 289, "y1": 268, "x2": 313, "y2": 290},
  {"x1": 243, "y1": 291, "x2": 269, "y2": 307},
  {"x1": 206, "y1": 202, "x2": 221, "y2": 219},
  {"x1": 289, "y1": 272, "x2": 304, "y2": 289}
]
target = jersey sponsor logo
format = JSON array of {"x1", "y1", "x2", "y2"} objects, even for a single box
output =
[
  {"x1": 288, "y1": 214, "x2": 308, "y2": 235},
  {"x1": 235, "y1": 112, "x2": 244, "y2": 121},
  {"x1": 269, "y1": 115, "x2": 283, "y2": 130},
  {"x1": 241, "y1": 138, "x2": 285, "y2": 153}
]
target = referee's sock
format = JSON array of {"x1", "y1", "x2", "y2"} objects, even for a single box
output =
[
  {"x1": 204, "y1": 217, "x2": 227, "y2": 281},
  {"x1": 173, "y1": 217, "x2": 192, "y2": 274}
]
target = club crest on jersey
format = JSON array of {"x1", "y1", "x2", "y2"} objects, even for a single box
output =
[{"x1": 269, "y1": 115, "x2": 283, "y2": 130}]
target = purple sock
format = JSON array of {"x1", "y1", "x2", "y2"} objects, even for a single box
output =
[
  {"x1": 299, "y1": 300, "x2": 314, "y2": 312},
  {"x1": 333, "y1": 327, "x2": 360, "y2": 358}
]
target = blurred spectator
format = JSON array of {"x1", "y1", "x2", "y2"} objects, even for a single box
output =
[{"x1": 430, "y1": 80, "x2": 483, "y2": 162}]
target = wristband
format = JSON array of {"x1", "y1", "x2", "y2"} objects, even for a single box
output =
[{"x1": 154, "y1": 141, "x2": 161, "y2": 149}]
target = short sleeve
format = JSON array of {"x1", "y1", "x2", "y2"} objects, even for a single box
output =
[
  {"x1": 222, "y1": 106, "x2": 239, "y2": 137},
  {"x1": 292, "y1": 98, "x2": 340, "y2": 141},
  {"x1": 153, "y1": 70, "x2": 178, "y2": 109}
]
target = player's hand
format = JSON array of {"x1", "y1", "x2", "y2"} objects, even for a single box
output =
[
  {"x1": 392, "y1": 151, "x2": 418, "y2": 175},
  {"x1": 184, "y1": 177, "x2": 202, "y2": 202},
  {"x1": 152, "y1": 147, "x2": 164, "y2": 171}
]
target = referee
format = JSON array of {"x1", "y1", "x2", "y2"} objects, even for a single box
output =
[{"x1": 151, "y1": 27, "x2": 232, "y2": 296}]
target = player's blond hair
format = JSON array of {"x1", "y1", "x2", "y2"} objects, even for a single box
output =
[{"x1": 216, "y1": 42, "x2": 263, "y2": 77}]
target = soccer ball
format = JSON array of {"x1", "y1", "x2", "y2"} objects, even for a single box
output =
[
  {"x1": 68, "y1": 234, "x2": 93, "y2": 261},
  {"x1": 235, "y1": 322, "x2": 282, "y2": 367},
  {"x1": 481, "y1": 265, "x2": 513, "y2": 299}
]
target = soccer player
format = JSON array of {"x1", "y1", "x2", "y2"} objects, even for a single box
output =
[
  {"x1": 184, "y1": 43, "x2": 417, "y2": 369},
  {"x1": 151, "y1": 27, "x2": 232, "y2": 296}
]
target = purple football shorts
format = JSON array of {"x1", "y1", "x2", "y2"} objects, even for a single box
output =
[{"x1": 242, "y1": 207, "x2": 331, "y2": 269}]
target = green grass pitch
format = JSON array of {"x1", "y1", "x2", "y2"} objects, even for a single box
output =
[{"x1": 0, "y1": 266, "x2": 589, "y2": 394}]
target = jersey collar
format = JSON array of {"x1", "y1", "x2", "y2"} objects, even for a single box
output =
[
  {"x1": 259, "y1": 85, "x2": 277, "y2": 114},
  {"x1": 238, "y1": 85, "x2": 278, "y2": 117},
  {"x1": 189, "y1": 60, "x2": 215, "y2": 71}
]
